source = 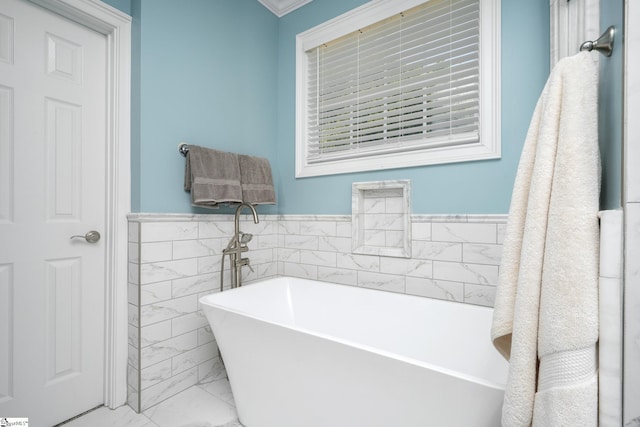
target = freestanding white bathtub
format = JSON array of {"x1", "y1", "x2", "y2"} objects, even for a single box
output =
[{"x1": 200, "y1": 276, "x2": 508, "y2": 427}]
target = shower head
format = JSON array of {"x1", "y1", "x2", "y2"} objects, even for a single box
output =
[{"x1": 239, "y1": 232, "x2": 253, "y2": 244}]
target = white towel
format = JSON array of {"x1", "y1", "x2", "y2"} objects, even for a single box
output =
[{"x1": 491, "y1": 52, "x2": 600, "y2": 427}]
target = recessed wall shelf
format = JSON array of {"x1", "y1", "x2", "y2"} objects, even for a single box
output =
[{"x1": 352, "y1": 180, "x2": 411, "y2": 258}]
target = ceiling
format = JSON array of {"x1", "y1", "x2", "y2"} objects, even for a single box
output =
[{"x1": 257, "y1": 0, "x2": 312, "y2": 17}]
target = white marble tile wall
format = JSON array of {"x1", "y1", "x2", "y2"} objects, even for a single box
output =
[
  {"x1": 127, "y1": 214, "x2": 278, "y2": 412},
  {"x1": 598, "y1": 210, "x2": 623, "y2": 427},
  {"x1": 276, "y1": 214, "x2": 506, "y2": 306},
  {"x1": 124, "y1": 206, "x2": 630, "y2": 419},
  {"x1": 624, "y1": 203, "x2": 640, "y2": 427},
  {"x1": 127, "y1": 212, "x2": 506, "y2": 412},
  {"x1": 362, "y1": 193, "x2": 405, "y2": 250},
  {"x1": 352, "y1": 181, "x2": 411, "y2": 258}
]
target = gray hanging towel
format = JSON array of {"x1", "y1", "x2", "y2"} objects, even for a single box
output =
[
  {"x1": 238, "y1": 154, "x2": 276, "y2": 205},
  {"x1": 184, "y1": 145, "x2": 243, "y2": 207}
]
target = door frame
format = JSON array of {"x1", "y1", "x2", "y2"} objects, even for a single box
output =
[
  {"x1": 624, "y1": 1, "x2": 640, "y2": 423},
  {"x1": 549, "y1": 0, "x2": 600, "y2": 68},
  {"x1": 28, "y1": 0, "x2": 131, "y2": 408}
]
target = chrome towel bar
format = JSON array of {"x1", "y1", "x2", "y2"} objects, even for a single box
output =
[{"x1": 178, "y1": 142, "x2": 189, "y2": 157}]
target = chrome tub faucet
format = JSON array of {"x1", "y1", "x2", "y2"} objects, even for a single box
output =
[{"x1": 221, "y1": 203, "x2": 259, "y2": 291}]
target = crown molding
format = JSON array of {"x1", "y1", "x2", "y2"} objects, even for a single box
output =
[{"x1": 257, "y1": 0, "x2": 312, "y2": 17}]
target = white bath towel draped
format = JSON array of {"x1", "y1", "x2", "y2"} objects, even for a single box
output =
[{"x1": 491, "y1": 52, "x2": 600, "y2": 427}]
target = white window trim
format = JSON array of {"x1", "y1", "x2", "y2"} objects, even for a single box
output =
[{"x1": 295, "y1": 0, "x2": 501, "y2": 178}]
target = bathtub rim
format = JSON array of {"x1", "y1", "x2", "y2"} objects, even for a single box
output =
[{"x1": 199, "y1": 275, "x2": 507, "y2": 391}]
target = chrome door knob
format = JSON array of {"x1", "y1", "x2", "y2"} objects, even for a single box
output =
[{"x1": 70, "y1": 230, "x2": 101, "y2": 243}]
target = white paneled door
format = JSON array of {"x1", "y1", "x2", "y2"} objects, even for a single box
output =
[{"x1": 0, "y1": 0, "x2": 107, "y2": 425}]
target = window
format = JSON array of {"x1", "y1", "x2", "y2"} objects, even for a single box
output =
[{"x1": 295, "y1": 0, "x2": 500, "y2": 178}]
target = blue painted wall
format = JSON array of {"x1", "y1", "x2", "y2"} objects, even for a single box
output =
[
  {"x1": 130, "y1": 0, "x2": 279, "y2": 214},
  {"x1": 102, "y1": 0, "x2": 130, "y2": 14},
  {"x1": 276, "y1": 0, "x2": 550, "y2": 214},
  {"x1": 599, "y1": 0, "x2": 624, "y2": 209},
  {"x1": 106, "y1": 0, "x2": 551, "y2": 215},
  {"x1": 130, "y1": 0, "x2": 141, "y2": 212}
]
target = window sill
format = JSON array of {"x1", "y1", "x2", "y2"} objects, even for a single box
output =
[{"x1": 295, "y1": 140, "x2": 500, "y2": 178}]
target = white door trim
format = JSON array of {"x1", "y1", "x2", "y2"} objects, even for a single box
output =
[
  {"x1": 28, "y1": 0, "x2": 131, "y2": 409},
  {"x1": 549, "y1": 0, "x2": 600, "y2": 67},
  {"x1": 624, "y1": 1, "x2": 640, "y2": 424}
]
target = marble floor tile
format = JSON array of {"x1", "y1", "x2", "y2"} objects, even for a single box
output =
[
  {"x1": 64, "y1": 385, "x2": 243, "y2": 427},
  {"x1": 198, "y1": 378, "x2": 235, "y2": 406},
  {"x1": 61, "y1": 404, "x2": 155, "y2": 427},
  {"x1": 143, "y1": 385, "x2": 238, "y2": 427}
]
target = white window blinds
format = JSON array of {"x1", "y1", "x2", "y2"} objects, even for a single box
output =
[{"x1": 305, "y1": 0, "x2": 480, "y2": 164}]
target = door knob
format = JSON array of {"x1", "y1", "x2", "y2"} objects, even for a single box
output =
[{"x1": 70, "y1": 230, "x2": 101, "y2": 243}]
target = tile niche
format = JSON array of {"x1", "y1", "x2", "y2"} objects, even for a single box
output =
[{"x1": 352, "y1": 180, "x2": 411, "y2": 258}]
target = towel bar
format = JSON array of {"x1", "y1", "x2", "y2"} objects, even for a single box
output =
[
  {"x1": 178, "y1": 142, "x2": 189, "y2": 157},
  {"x1": 580, "y1": 26, "x2": 615, "y2": 57}
]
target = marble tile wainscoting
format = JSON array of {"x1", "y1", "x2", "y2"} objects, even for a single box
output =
[
  {"x1": 127, "y1": 214, "x2": 279, "y2": 412},
  {"x1": 278, "y1": 214, "x2": 506, "y2": 305},
  {"x1": 126, "y1": 212, "x2": 507, "y2": 413},
  {"x1": 598, "y1": 210, "x2": 624, "y2": 427}
]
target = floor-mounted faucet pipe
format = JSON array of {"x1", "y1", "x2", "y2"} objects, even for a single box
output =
[{"x1": 221, "y1": 203, "x2": 260, "y2": 291}]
